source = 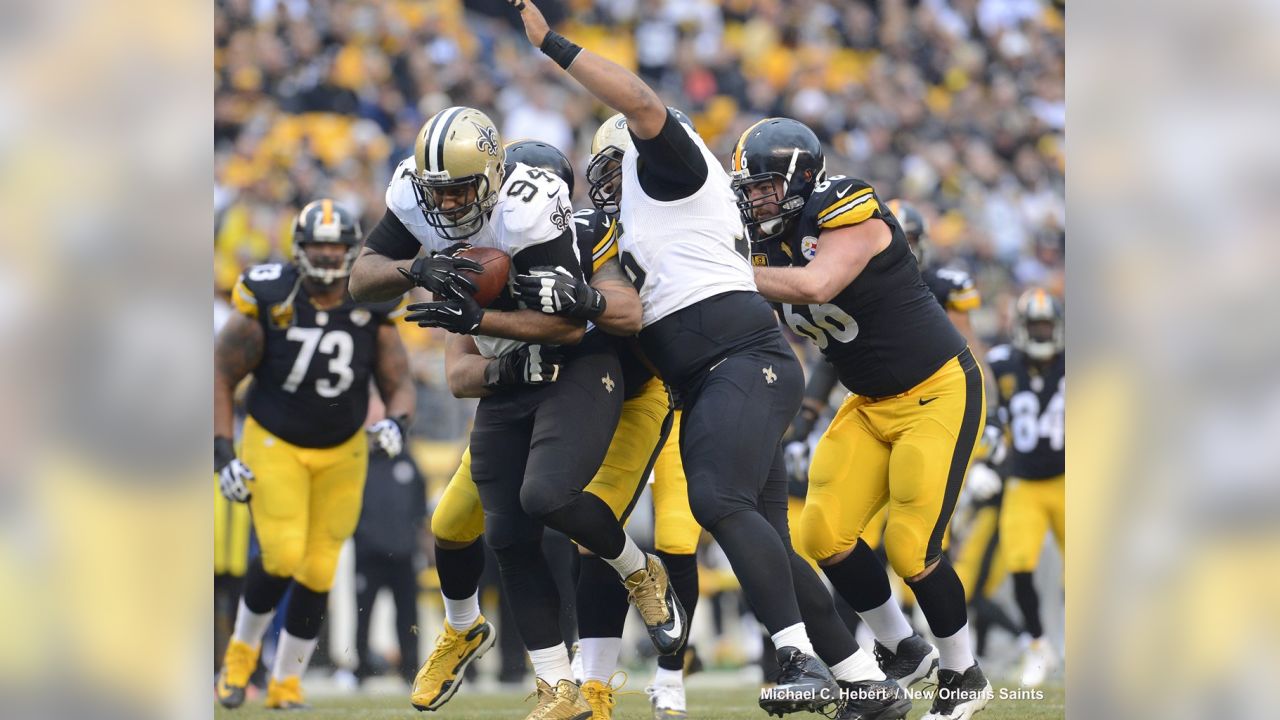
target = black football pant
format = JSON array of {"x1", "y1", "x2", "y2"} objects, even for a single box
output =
[
  {"x1": 472, "y1": 346, "x2": 624, "y2": 651},
  {"x1": 354, "y1": 547, "x2": 419, "y2": 683},
  {"x1": 678, "y1": 335, "x2": 814, "y2": 637}
]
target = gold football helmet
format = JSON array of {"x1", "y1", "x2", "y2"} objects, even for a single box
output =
[
  {"x1": 1013, "y1": 288, "x2": 1065, "y2": 361},
  {"x1": 586, "y1": 113, "x2": 631, "y2": 215},
  {"x1": 413, "y1": 106, "x2": 506, "y2": 239}
]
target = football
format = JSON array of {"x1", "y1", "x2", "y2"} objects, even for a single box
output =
[{"x1": 451, "y1": 246, "x2": 510, "y2": 307}]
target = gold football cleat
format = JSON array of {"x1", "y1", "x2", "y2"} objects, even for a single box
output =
[
  {"x1": 525, "y1": 678, "x2": 593, "y2": 720},
  {"x1": 264, "y1": 676, "x2": 307, "y2": 710},
  {"x1": 411, "y1": 616, "x2": 496, "y2": 711},
  {"x1": 625, "y1": 554, "x2": 688, "y2": 656},
  {"x1": 215, "y1": 639, "x2": 260, "y2": 708}
]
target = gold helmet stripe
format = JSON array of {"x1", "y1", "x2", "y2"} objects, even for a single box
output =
[
  {"x1": 426, "y1": 106, "x2": 465, "y2": 173},
  {"x1": 732, "y1": 118, "x2": 771, "y2": 173},
  {"x1": 321, "y1": 199, "x2": 333, "y2": 225}
]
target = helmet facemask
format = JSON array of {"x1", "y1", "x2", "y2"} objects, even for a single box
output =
[
  {"x1": 293, "y1": 199, "x2": 361, "y2": 284},
  {"x1": 731, "y1": 153, "x2": 821, "y2": 244},
  {"x1": 411, "y1": 172, "x2": 496, "y2": 240},
  {"x1": 586, "y1": 146, "x2": 625, "y2": 215},
  {"x1": 295, "y1": 242, "x2": 359, "y2": 285},
  {"x1": 1013, "y1": 291, "x2": 1065, "y2": 361}
]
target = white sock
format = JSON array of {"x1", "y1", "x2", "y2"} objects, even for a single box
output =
[
  {"x1": 653, "y1": 667, "x2": 684, "y2": 687},
  {"x1": 443, "y1": 591, "x2": 481, "y2": 631},
  {"x1": 231, "y1": 599, "x2": 275, "y2": 647},
  {"x1": 770, "y1": 623, "x2": 816, "y2": 657},
  {"x1": 529, "y1": 644, "x2": 574, "y2": 686},
  {"x1": 603, "y1": 535, "x2": 647, "y2": 578},
  {"x1": 830, "y1": 649, "x2": 886, "y2": 682},
  {"x1": 578, "y1": 637, "x2": 622, "y2": 682},
  {"x1": 858, "y1": 597, "x2": 915, "y2": 652},
  {"x1": 271, "y1": 632, "x2": 319, "y2": 680},
  {"x1": 935, "y1": 623, "x2": 976, "y2": 672}
]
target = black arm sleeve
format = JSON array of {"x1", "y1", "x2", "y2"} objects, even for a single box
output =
[
  {"x1": 511, "y1": 226, "x2": 584, "y2": 278},
  {"x1": 631, "y1": 110, "x2": 708, "y2": 201},
  {"x1": 365, "y1": 209, "x2": 422, "y2": 261}
]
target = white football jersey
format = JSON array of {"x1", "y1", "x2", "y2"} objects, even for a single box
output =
[
  {"x1": 617, "y1": 123, "x2": 755, "y2": 327},
  {"x1": 386, "y1": 158, "x2": 578, "y2": 358}
]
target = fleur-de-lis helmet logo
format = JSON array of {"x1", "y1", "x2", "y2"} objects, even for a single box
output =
[{"x1": 474, "y1": 122, "x2": 499, "y2": 157}]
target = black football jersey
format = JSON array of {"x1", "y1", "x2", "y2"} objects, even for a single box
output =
[
  {"x1": 758, "y1": 176, "x2": 966, "y2": 397},
  {"x1": 922, "y1": 266, "x2": 981, "y2": 313},
  {"x1": 231, "y1": 263, "x2": 404, "y2": 447},
  {"x1": 572, "y1": 208, "x2": 654, "y2": 400},
  {"x1": 986, "y1": 344, "x2": 1065, "y2": 479}
]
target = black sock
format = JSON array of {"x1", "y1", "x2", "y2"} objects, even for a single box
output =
[
  {"x1": 1012, "y1": 572, "x2": 1043, "y2": 638},
  {"x1": 905, "y1": 557, "x2": 968, "y2": 639},
  {"x1": 576, "y1": 554, "x2": 629, "y2": 640},
  {"x1": 493, "y1": 542, "x2": 563, "y2": 650},
  {"x1": 540, "y1": 492, "x2": 626, "y2": 559},
  {"x1": 706, "y1": 510, "x2": 801, "y2": 634},
  {"x1": 242, "y1": 556, "x2": 291, "y2": 615},
  {"x1": 437, "y1": 540, "x2": 485, "y2": 600},
  {"x1": 822, "y1": 539, "x2": 894, "y2": 613},
  {"x1": 284, "y1": 585, "x2": 328, "y2": 640},
  {"x1": 656, "y1": 552, "x2": 700, "y2": 671},
  {"x1": 790, "y1": 550, "x2": 859, "y2": 664}
]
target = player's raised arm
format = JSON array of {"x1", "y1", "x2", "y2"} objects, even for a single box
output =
[{"x1": 506, "y1": 0, "x2": 666, "y2": 139}]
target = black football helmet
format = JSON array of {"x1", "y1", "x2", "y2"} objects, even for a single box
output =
[
  {"x1": 886, "y1": 199, "x2": 929, "y2": 265},
  {"x1": 504, "y1": 139, "x2": 575, "y2": 197},
  {"x1": 667, "y1": 106, "x2": 696, "y2": 132},
  {"x1": 1013, "y1": 288, "x2": 1065, "y2": 361},
  {"x1": 730, "y1": 117, "x2": 825, "y2": 243},
  {"x1": 293, "y1": 198, "x2": 362, "y2": 284}
]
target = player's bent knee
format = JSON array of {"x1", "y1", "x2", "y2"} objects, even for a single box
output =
[
  {"x1": 293, "y1": 552, "x2": 342, "y2": 593},
  {"x1": 797, "y1": 508, "x2": 843, "y2": 563},
  {"x1": 430, "y1": 507, "x2": 484, "y2": 545},
  {"x1": 259, "y1": 542, "x2": 305, "y2": 580},
  {"x1": 517, "y1": 476, "x2": 577, "y2": 520},
  {"x1": 883, "y1": 523, "x2": 928, "y2": 579}
]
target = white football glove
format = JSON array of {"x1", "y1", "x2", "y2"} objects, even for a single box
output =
[
  {"x1": 783, "y1": 440, "x2": 811, "y2": 485},
  {"x1": 965, "y1": 462, "x2": 1002, "y2": 502},
  {"x1": 368, "y1": 417, "x2": 406, "y2": 458},
  {"x1": 219, "y1": 459, "x2": 254, "y2": 503}
]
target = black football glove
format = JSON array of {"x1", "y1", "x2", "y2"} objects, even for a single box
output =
[
  {"x1": 514, "y1": 266, "x2": 606, "y2": 319},
  {"x1": 398, "y1": 247, "x2": 484, "y2": 300},
  {"x1": 215, "y1": 436, "x2": 252, "y2": 503},
  {"x1": 404, "y1": 291, "x2": 485, "y2": 334},
  {"x1": 484, "y1": 344, "x2": 564, "y2": 390},
  {"x1": 367, "y1": 415, "x2": 408, "y2": 457}
]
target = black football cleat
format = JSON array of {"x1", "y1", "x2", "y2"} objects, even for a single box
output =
[
  {"x1": 921, "y1": 664, "x2": 993, "y2": 720},
  {"x1": 758, "y1": 647, "x2": 840, "y2": 717},
  {"x1": 873, "y1": 633, "x2": 939, "y2": 689},
  {"x1": 834, "y1": 679, "x2": 912, "y2": 720}
]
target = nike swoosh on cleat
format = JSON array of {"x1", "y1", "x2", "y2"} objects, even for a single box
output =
[{"x1": 662, "y1": 602, "x2": 683, "y2": 640}]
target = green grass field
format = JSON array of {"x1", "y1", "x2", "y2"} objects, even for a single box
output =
[{"x1": 214, "y1": 683, "x2": 1064, "y2": 720}]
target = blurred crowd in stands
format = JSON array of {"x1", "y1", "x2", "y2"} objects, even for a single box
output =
[{"x1": 214, "y1": 0, "x2": 1064, "y2": 684}]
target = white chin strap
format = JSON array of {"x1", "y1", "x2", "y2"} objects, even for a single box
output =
[{"x1": 1026, "y1": 341, "x2": 1057, "y2": 361}]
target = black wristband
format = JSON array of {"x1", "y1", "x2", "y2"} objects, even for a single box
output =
[
  {"x1": 578, "y1": 286, "x2": 607, "y2": 320},
  {"x1": 484, "y1": 357, "x2": 510, "y2": 391},
  {"x1": 391, "y1": 414, "x2": 412, "y2": 435},
  {"x1": 539, "y1": 31, "x2": 582, "y2": 70},
  {"x1": 214, "y1": 436, "x2": 236, "y2": 473}
]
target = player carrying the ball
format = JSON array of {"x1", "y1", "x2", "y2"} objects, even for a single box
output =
[{"x1": 350, "y1": 109, "x2": 686, "y2": 719}]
